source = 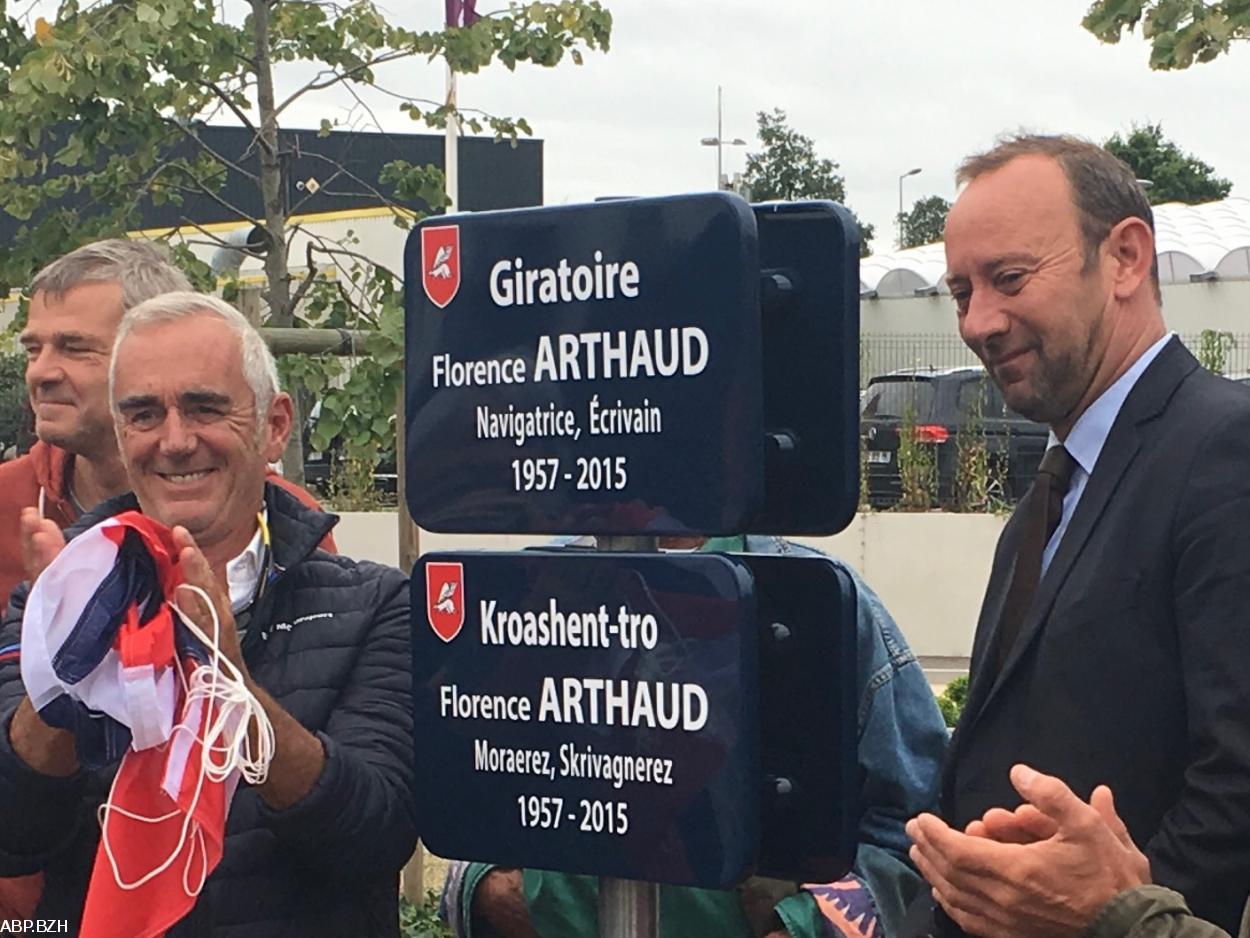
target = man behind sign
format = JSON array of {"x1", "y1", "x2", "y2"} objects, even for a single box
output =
[
  {"x1": 906, "y1": 134, "x2": 1250, "y2": 935},
  {"x1": 442, "y1": 535, "x2": 949, "y2": 938},
  {"x1": 0, "y1": 293, "x2": 416, "y2": 934},
  {"x1": 0, "y1": 241, "x2": 190, "y2": 612},
  {"x1": 0, "y1": 239, "x2": 335, "y2": 611}
]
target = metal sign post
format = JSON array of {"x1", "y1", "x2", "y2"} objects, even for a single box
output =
[
  {"x1": 598, "y1": 876, "x2": 659, "y2": 938},
  {"x1": 597, "y1": 535, "x2": 658, "y2": 938}
]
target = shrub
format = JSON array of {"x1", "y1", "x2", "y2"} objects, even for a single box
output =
[
  {"x1": 0, "y1": 353, "x2": 30, "y2": 458},
  {"x1": 399, "y1": 891, "x2": 452, "y2": 938},
  {"x1": 936, "y1": 676, "x2": 969, "y2": 729},
  {"x1": 896, "y1": 402, "x2": 937, "y2": 510}
]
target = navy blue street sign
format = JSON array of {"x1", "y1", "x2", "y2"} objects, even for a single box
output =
[
  {"x1": 411, "y1": 551, "x2": 760, "y2": 888},
  {"x1": 739, "y1": 552, "x2": 859, "y2": 883},
  {"x1": 404, "y1": 194, "x2": 763, "y2": 535},
  {"x1": 410, "y1": 549, "x2": 862, "y2": 887},
  {"x1": 751, "y1": 202, "x2": 861, "y2": 535}
]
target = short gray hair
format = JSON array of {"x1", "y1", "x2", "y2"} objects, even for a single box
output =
[
  {"x1": 110, "y1": 292, "x2": 281, "y2": 433},
  {"x1": 31, "y1": 239, "x2": 192, "y2": 310}
]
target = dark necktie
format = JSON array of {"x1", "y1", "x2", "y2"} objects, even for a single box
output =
[{"x1": 992, "y1": 443, "x2": 1078, "y2": 674}]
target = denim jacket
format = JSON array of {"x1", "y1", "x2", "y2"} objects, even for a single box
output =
[{"x1": 443, "y1": 537, "x2": 948, "y2": 938}]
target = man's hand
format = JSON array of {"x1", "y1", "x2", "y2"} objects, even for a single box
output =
[
  {"x1": 906, "y1": 764, "x2": 1150, "y2": 938},
  {"x1": 965, "y1": 800, "x2": 1058, "y2": 844},
  {"x1": 738, "y1": 876, "x2": 798, "y2": 937},
  {"x1": 9, "y1": 696, "x2": 78, "y2": 777},
  {"x1": 20, "y1": 507, "x2": 65, "y2": 584},
  {"x1": 9, "y1": 509, "x2": 76, "y2": 776},
  {"x1": 472, "y1": 869, "x2": 538, "y2": 938},
  {"x1": 171, "y1": 525, "x2": 245, "y2": 673},
  {"x1": 171, "y1": 525, "x2": 325, "y2": 810}
]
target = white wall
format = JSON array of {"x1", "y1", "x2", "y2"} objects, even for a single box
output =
[
  {"x1": 863, "y1": 280, "x2": 1250, "y2": 332},
  {"x1": 333, "y1": 515, "x2": 552, "y2": 568},
  {"x1": 333, "y1": 511, "x2": 1005, "y2": 685}
]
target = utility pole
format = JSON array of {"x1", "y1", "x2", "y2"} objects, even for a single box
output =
[
  {"x1": 700, "y1": 86, "x2": 746, "y2": 191},
  {"x1": 897, "y1": 167, "x2": 922, "y2": 250}
]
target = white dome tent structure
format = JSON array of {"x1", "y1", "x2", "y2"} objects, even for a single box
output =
[
  {"x1": 858, "y1": 196, "x2": 1250, "y2": 382},
  {"x1": 861, "y1": 196, "x2": 1250, "y2": 298}
]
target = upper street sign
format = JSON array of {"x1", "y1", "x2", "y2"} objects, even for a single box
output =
[{"x1": 404, "y1": 193, "x2": 764, "y2": 535}]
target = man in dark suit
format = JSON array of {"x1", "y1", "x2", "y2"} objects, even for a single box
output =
[{"x1": 904, "y1": 134, "x2": 1250, "y2": 935}]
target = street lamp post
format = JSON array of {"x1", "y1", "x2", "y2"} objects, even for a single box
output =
[
  {"x1": 700, "y1": 86, "x2": 747, "y2": 190},
  {"x1": 897, "y1": 167, "x2": 922, "y2": 249}
]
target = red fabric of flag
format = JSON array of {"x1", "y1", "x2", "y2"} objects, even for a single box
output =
[
  {"x1": 20, "y1": 511, "x2": 240, "y2": 938},
  {"x1": 80, "y1": 672, "x2": 233, "y2": 938}
]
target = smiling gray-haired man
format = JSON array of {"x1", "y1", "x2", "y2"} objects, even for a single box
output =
[{"x1": 0, "y1": 292, "x2": 414, "y2": 936}]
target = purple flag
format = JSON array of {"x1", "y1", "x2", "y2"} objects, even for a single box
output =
[{"x1": 445, "y1": 0, "x2": 479, "y2": 27}]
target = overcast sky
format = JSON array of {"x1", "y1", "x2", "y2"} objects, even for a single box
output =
[{"x1": 276, "y1": 0, "x2": 1249, "y2": 254}]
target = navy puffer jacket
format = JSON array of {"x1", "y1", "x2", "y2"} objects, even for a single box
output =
[{"x1": 0, "y1": 483, "x2": 417, "y2": 936}]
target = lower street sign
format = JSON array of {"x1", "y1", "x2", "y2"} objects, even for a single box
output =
[
  {"x1": 411, "y1": 549, "x2": 862, "y2": 889},
  {"x1": 412, "y1": 551, "x2": 760, "y2": 888}
]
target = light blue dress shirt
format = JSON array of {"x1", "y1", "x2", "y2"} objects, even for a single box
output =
[{"x1": 1041, "y1": 333, "x2": 1174, "y2": 575}]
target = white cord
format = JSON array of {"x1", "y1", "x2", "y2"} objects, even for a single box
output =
[
  {"x1": 97, "y1": 584, "x2": 274, "y2": 894},
  {"x1": 171, "y1": 585, "x2": 275, "y2": 786}
]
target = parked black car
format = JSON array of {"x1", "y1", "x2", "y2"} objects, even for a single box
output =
[{"x1": 861, "y1": 366, "x2": 1048, "y2": 508}]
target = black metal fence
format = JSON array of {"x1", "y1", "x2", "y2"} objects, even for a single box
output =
[
  {"x1": 861, "y1": 331, "x2": 1250, "y2": 384},
  {"x1": 861, "y1": 334, "x2": 979, "y2": 380}
]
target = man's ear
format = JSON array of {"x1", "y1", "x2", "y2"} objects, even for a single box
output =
[
  {"x1": 1106, "y1": 217, "x2": 1155, "y2": 301},
  {"x1": 262, "y1": 392, "x2": 295, "y2": 463}
]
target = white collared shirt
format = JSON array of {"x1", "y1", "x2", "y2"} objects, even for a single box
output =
[
  {"x1": 225, "y1": 511, "x2": 267, "y2": 614},
  {"x1": 1041, "y1": 333, "x2": 1173, "y2": 574}
]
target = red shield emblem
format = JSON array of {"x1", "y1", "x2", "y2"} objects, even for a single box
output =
[
  {"x1": 426, "y1": 562, "x2": 465, "y2": 642},
  {"x1": 421, "y1": 225, "x2": 461, "y2": 309}
]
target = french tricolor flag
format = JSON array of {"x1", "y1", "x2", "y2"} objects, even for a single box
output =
[{"x1": 20, "y1": 512, "x2": 245, "y2": 938}]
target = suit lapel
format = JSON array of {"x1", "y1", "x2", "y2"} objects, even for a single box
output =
[
  {"x1": 955, "y1": 338, "x2": 1198, "y2": 748},
  {"x1": 960, "y1": 511, "x2": 1025, "y2": 724},
  {"x1": 943, "y1": 506, "x2": 1032, "y2": 788},
  {"x1": 982, "y1": 423, "x2": 1141, "y2": 704}
]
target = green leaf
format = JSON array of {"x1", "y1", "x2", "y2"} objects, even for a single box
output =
[{"x1": 136, "y1": 3, "x2": 159, "y2": 24}]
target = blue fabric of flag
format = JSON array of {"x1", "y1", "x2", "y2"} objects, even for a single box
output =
[{"x1": 37, "y1": 528, "x2": 166, "y2": 767}]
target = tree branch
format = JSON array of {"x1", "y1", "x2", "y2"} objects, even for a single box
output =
[
  {"x1": 47, "y1": 155, "x2": 187, "y2": 237},
  {"x1": 295, "y1": 150, "x2": 413, "y2": 214},
  {"x1": 274, "y1": 47, "x2": 420, "y2": 116},
  {"x1": 166, "y1": 220, "x2": 258, "y2": 254},
  {"x1": 299, "y1": 232, "x2": 404, "y2": 330},
  {"x1": 197, "y1": 79, "x2": 261, "y2": 138},
  {"x1": 288, "y1": 240, "x2": 322, "y2": 312},
  {"x1": 156, "y1": 168, "x2": 256, "y2": 228},
  {"x1": 305, "y1": 237, "x2": 401, "y2": 282},
  {"x1": 163, "y1": 118, "x2": 262, "y2": 184},
  {"x1": 288, "y1": 167, "x2": 347, "y2": 216}
]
